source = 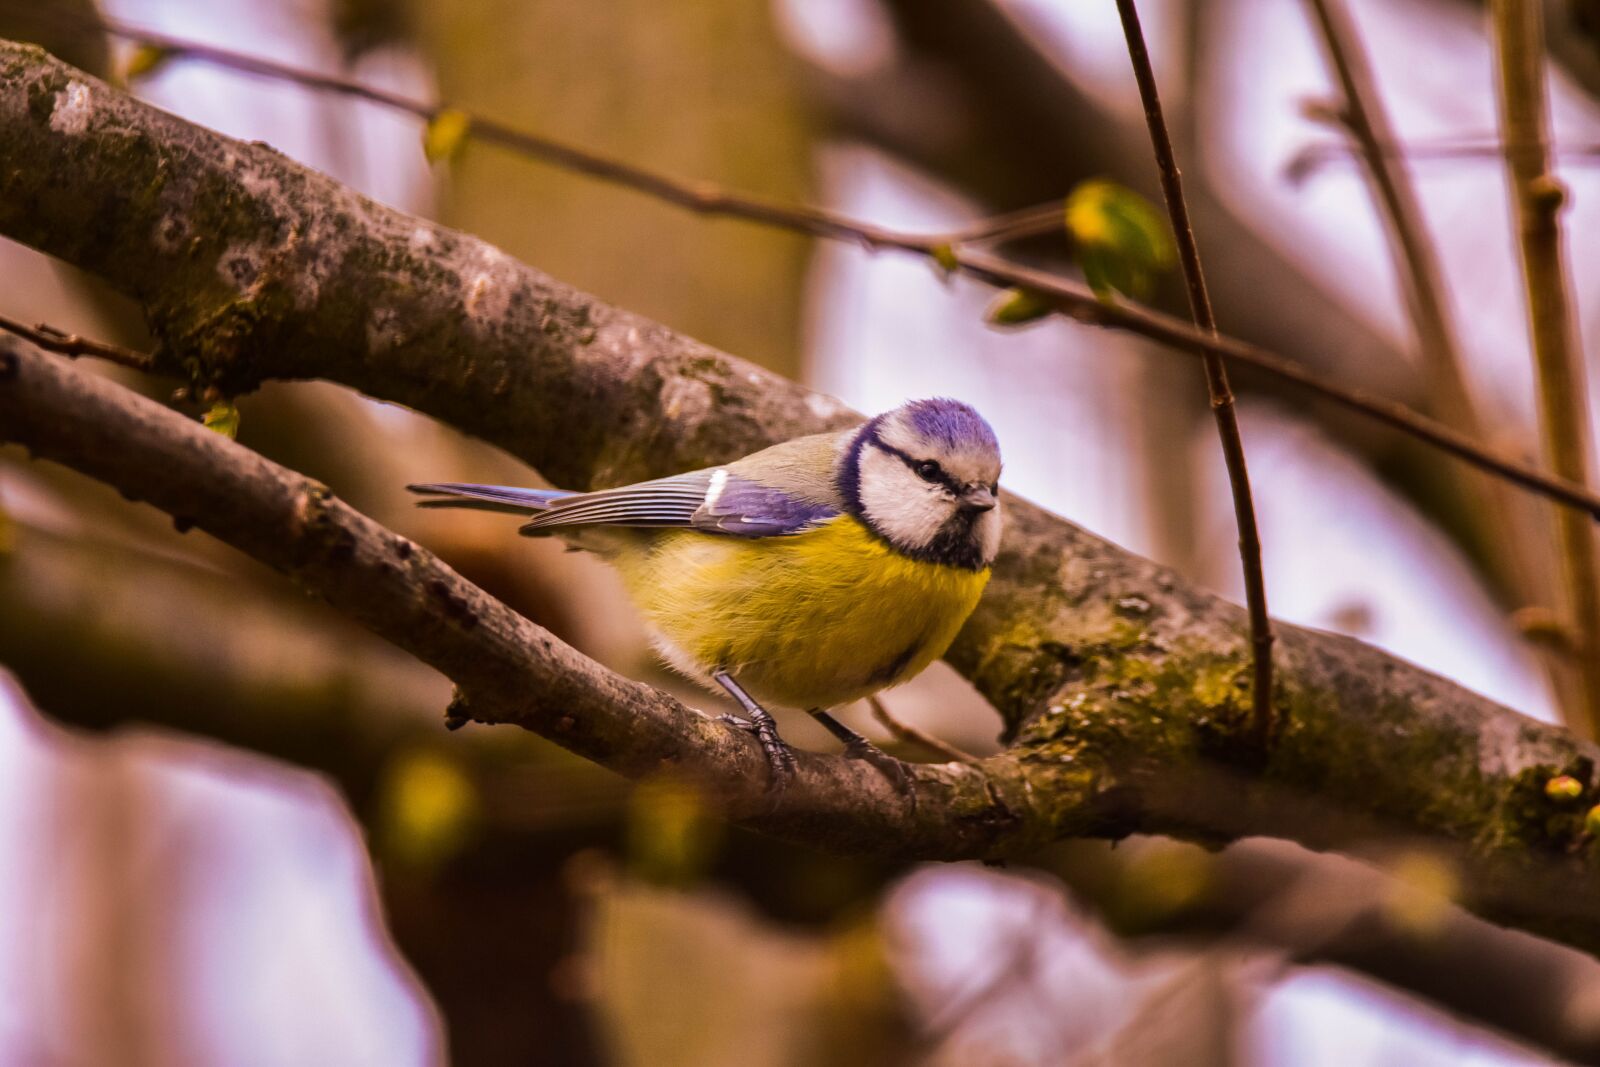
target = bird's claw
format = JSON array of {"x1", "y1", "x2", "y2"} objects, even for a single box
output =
[
  {"x1": 844, "y1": 737, "x2": 916, "y2": 804},
  {"x1": 718, "y1": 713, "x2": 797, "y2": 800}
]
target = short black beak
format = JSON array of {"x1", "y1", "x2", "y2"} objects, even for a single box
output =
[{"x1": 961, "y1": 485, "x2": 998, "y2": 512}]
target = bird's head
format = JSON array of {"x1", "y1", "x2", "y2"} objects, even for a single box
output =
[{"x1": 839, "y1": 397, "x2": 1003, "y2": 570}]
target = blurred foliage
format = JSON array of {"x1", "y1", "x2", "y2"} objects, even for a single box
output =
[
  {"x1": 1382, "y1": 851, "x2": 1459, "y2": 939},
  {"x1": 626, "y1": 774, "x2": 724, "y2": 887},
  {"x1": 119, "y1": 42, "x2": 172, "y2": 85},
  {"x1": 983, "y1": 286, "x2": 1053, "y2": 326},
  {"x1": 583, "y1": 870, "x2": 909, "y2": 1067},
  {"x1": 1547, "y1": 773, "x2": 1586, "y2": 802},
  {"x1": 1113, "y1": 840, "x2": 1216, "y2": 927},
  {"x1": 1571, "y1": 0, "x2": 1600, "y2": 63},
  {"x1": 982, "y1": 179, "x2": 1174, "y2": 323},
  {"x1": 0, "y1": 0, "x2": 107, "y2": 75},
  {"x1": 1064, "y1": 179, "x2": 1175, "y2": 302},
  {"x1": 409, "y1": 0, "x2": 815, "y2": 376},
  {"x1": 377, "y1": 745, "x2": 482, "y2": 869},
  {"x1": 423, "y1": 107, "x2": 472, "y2": 165}
]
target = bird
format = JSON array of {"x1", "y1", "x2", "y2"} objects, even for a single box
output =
[{"x1": 408, "y1": 396, "x2": 1002, "y2": 797}]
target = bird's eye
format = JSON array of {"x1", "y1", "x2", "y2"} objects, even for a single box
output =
[{"x1": 914, "y1": 460, "x2": 941, "y2": 482}]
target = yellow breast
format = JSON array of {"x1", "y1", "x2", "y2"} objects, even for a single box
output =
[{"x1": 614, "y1": 516, "x2": 989, "y2": 709}]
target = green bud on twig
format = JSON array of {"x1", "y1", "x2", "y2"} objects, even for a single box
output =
[
  {"x1": 122, "y1": 44, "x2": 174, "y2": 84},
  {"x1": 984, "y1": 287, "x2": 1053, "y2": 327},
  {"x1": 424, "y1": 108, "x2": 473, "y2": 164},
  {"x1": 202, "y1": 399, "x2": 240, "y2": 439}
]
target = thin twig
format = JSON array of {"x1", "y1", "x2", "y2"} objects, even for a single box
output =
[
  {"x1": 10, "y1": 14, "x2": 1600, "y2": 525},
  {"x1": 4, "y1": 297, "x2": 1600, "y2": 524},
  {"x1": 940, "y1": 202, "x2": 1066, "y2": 245},
  {"x1": 1303, "y1": 0, "x2": 1582, "y2": 728},
  {"x1": 1490, "y1": 0, "x2": 1600, "y2": 736},
  {"x1": 0, "y1": 311, "x2": 153, "y2": 372},
  {"x1": 1287, "y1": 139, "x2": 1600, "y2": 183},
  {"x1": 1114, "y1": 0, "x2": 1274, "y2": 746},
  {"x1": 867, "y1": 695, "x2": 979, "y2": 765},
  {"x1": 1304, "y1": 0, "x2": 1470, "y2": 429},
  {"x1": 52, "y1": 12, "x2": 1048, "y2": 255}
]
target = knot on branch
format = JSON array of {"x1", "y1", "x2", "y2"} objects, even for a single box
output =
[
  {"x1": 150, "y1": 283, "x2": 290, "y2": 397},
  {"x1": 287, "y1": 480, "x2": 357, "y2": 570},
  {"x1": 1526, "y1": 174, "x2": 1567, "y2": 216},
  {"x1": 444, "y1": 687, "x2": 474, "y2": 731}
]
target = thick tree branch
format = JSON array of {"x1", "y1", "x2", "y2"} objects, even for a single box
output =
[
  {"x1": 0, "y1": 338, "x2": 1034, "y2": 853},
  {"x1": 5, "y1": 46, "x2": 1600, "y2": 954},
  {"x1": 2, "y1": 40, "x2": 1599, "y2": 521}
]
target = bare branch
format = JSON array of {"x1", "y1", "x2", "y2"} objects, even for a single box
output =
[
  {"x1": 5, "y1": 46, "x2": 1600, "y2": 954},
  {"x1": 1, "y1": 34, "x2": 1598, "y2": 522},
  {"x1": 0, "y1": 337, "x2": 1035, "y2": 853},
  {"x1": 1303, "y1": 0, "x2": 1475, "y2": 443},
  {"x1": 1301, "y1": 0, "x2": 1581, "y2": 730},
  {"x1": 1113, "y1": 0, "x2": 1273, "y2": 746},
  {"x1": 867, "y1": 695, "x2": 980, "y2": 765},
  {"x1": 0, "y1": 309, "x2": 153, "y2": 371},
  {"x1": 1490, "y1": 0, "x2": 1600, "y2": 735}
]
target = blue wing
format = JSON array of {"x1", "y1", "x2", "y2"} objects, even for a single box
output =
[
  {"x1": 408, "y1": 482, "x2": 573, "y2": 515},
  {"x1": 686, "y1": 472, "x2": 839, "y2": 537},
  {"x1": 409, "y1": 471, "x2": 838, "y2": 539}
]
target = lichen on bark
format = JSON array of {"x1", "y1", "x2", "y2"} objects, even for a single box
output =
[{"x1": 5, "y1": 39, "x2": 1600, "y2": 953}]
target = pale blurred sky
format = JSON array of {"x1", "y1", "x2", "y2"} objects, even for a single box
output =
[{"x1": 0, "y1": 0, "x2": 1589, "y2": 1061}]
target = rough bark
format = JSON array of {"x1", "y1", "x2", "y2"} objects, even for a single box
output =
[
  {"x1": 5, "y1": 43, "x2": 1600, "y2": 954},
  {"x1": 0, "y1": 339, "x2": 1028, "y2": 851}
]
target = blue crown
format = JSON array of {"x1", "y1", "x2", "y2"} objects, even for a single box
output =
[{"x1": 903, "y1": 397, "x2": 999, "y2": 453}]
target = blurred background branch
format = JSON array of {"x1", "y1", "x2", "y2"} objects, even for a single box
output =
[
  {"x1": 6, "y1": 2, "x2": 1600, "y2": 1063},
  {"x1": 6, "y1": 18, "x2": 1600, "y2": 524},
  {"x1": 5, "y1": 190, "x2": 1600, "y2": 953},
  {"x1": 1302, "y1": 0, "x2": 1591, "y2": 733},
  {"x1": 1490, "y1": 0, "x2": 1600, "y2": 736},
  {"x1": 0, "y1": 338, "x2": 1020, "y2": 844}
]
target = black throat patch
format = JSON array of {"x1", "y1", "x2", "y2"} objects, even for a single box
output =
[{"x1": 836, "y1": 422, "x2": 990, "y2": 571}]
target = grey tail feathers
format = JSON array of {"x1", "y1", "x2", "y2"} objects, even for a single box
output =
[{"x1": 406, "y1": 482, "x2": 575, "y2": 516}]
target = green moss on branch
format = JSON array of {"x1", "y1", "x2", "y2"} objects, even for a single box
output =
[{"x1": 4, "y1": 40, "x2": 1600, "y2": 953}]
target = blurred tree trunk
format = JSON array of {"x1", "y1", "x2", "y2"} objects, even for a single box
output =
[{"x1": 411, "y1": 0, "x2": 816, "y2": 378}]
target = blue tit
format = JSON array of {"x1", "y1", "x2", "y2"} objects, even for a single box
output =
[{"x1": 409, "y1": 396, "x2": 1002, "y2": 794}]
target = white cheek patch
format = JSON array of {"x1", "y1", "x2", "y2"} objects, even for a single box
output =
[{"x1": 858, "y1": 445, "x2": 955, "y2": 550}]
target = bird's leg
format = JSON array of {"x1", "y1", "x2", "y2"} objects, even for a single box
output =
[
  {"x1": 809, "y1": 709, "x2": 911, "y2": 794},
  {"x1": 712, "y1": 669, "x2": 796, "y2": 797}
]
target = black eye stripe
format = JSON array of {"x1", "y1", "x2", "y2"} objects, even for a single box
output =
[{"x1": 873, "y1": 441, "x2": 962, "y2": 492}]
